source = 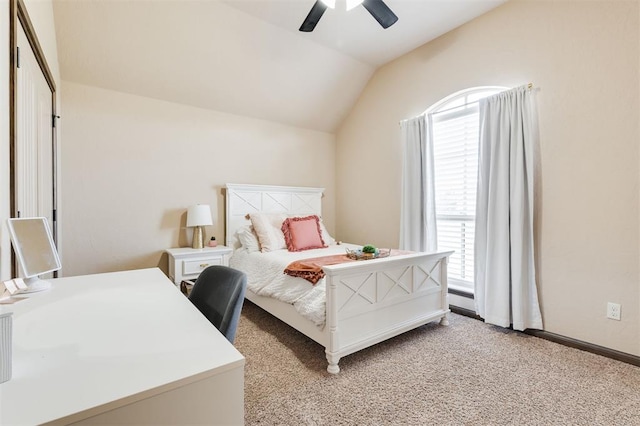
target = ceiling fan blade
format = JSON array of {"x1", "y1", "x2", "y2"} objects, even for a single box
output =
[
  {"x1": 299, "y1": 1, "x2": 328, "y2": 32},
  {"x1": 362, "y1": 0, "x2": 398, "y2": 29}
]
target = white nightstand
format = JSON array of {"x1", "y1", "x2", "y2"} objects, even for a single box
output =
[{"x1": 165, "y1": 246, "x2": 233, "y2": 286}]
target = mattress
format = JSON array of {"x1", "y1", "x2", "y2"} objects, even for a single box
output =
[{"x1": 230, "y1": 244, "x2": 360, "y2": 327}]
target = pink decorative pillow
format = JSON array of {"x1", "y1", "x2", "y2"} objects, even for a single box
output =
[{"x1": 282, "y1": 215, "x2": 327, "y2": 252}]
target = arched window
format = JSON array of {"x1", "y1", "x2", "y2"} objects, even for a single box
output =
[{"x1": 427, "y1": 87, "x2": 505, "y2": 292}]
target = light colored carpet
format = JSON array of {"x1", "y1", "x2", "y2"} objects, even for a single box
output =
[{"x1": 234, "y1": 301, "x2": 640, "y2": 425}]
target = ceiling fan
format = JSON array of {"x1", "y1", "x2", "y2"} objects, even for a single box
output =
[{"x1": 299, "y1": 0, "x2": 398, "y2": 32}]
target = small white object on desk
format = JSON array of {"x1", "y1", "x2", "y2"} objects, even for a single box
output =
[
  {"x1": 2, "y1": 279, "x2": 36, "y2": 299},
  {"x1": 13, "y1": 278, "x2": 27, "y2": 292},
  {"x1": 165, "y1": 245, "x2": 233, "y2": 286},
  {"x1": 0, "y1": 281, "x2": 28, "y2": 305},
  {"x1": 3, "y1": 279, "x2": 18, "y2": 295}
]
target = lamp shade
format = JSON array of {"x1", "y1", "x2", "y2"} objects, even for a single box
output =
[{"x1": 186, "y1": 205, "x2": 213, "y2": 227}]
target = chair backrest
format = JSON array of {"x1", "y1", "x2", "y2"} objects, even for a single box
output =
[{"x1": 188, "y1": 265, "x2": 247, "y2": 343}]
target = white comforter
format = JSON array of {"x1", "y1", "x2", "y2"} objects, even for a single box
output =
[{"x1": 230, "y1": 244, "x2": 359, "y2": 327}]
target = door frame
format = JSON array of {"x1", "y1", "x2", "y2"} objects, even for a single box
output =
[{"x1": 9, "y1": 0, "x2": 59, "y2": 274}]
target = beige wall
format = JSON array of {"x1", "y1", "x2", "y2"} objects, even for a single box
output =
[
  {"x1": 60, "y1": 82, "x2": 336, "y2": 277},
  {"x1": 0, "y1": 0, "x2": 60, "y2": 281},
  {"x1": 336, "y1": 0, "x2": 640, "y2": 355}
]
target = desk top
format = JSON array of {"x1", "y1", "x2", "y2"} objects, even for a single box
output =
[{"x1": 0, "y1": 268, "x2": 244, "y2": 425}]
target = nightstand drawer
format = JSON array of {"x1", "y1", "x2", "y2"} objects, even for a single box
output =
[
  {"x1": 183, "y1": 257, "x2": 222, "y2": 275},
  {"x1": 165, "y1": 246, "x2": 232, "y2": 286}
]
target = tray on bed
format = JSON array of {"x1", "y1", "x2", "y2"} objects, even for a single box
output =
[{"x1": 345, "y1": 247, "x2": 391, "y2": 260}]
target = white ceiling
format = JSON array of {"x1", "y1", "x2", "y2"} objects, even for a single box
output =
[
  {"x1": 53, "y1": 0, "x2": 506, "y2": 132},
  {"x1": 223, "y1": 0, "x2": 506, "y2": 67}
]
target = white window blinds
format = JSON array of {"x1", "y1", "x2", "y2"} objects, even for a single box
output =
[{"x1": 431, "y1": 104, "x2": 479, "y2": 291}]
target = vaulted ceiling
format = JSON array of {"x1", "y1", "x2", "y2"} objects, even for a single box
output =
[{"x1": 53, "y1": 0, "x2": 506, "y2": 133}]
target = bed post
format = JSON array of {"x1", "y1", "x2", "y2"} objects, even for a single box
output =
[{"x1": 325, "y1": 274, "x2": 341, "y2": 374}]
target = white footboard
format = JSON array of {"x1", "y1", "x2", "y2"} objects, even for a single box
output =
[{"x1": 322, "y1": 251, "x2": 453, "y2": 374}]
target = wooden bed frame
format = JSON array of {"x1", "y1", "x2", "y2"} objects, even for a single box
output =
[{"x1": 225, "y1": 183, "x2": 452, "y2": 374}]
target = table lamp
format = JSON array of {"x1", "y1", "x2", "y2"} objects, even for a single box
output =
[{"x1": 187, "y1": 204, "x2": 212, "y2": 249}]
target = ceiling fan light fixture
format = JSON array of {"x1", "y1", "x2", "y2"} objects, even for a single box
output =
[
  {"x1": 346, "y1": 0, "x2": 364, "y2": 11},
  {"x1": 320, "y1": 0, "x2": 336, "y2": 9},
  {"x1": 300, "y1": 0, "x2": 397, "y2": 32}
]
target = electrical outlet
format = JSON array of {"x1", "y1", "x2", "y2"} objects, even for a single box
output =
[{"x1": 607, "y1": 302, "x2": 621, "y2": 321}]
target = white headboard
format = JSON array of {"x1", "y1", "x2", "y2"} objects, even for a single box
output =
[{"x1": 225, "y1": 183, "x2": 325, "y2": 248}]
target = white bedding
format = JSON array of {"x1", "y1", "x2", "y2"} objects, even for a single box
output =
[{"x1": 230, "y1": 244, "x2": 359, "y2": 327}]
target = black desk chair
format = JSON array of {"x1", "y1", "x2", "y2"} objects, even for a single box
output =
[{"x1": 188, "y1": 265, "x2": 247, "y2": 344}]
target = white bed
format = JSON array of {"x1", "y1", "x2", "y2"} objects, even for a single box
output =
[{"x1": 225, "y1": 183, "x2": 453, "y2": 374}]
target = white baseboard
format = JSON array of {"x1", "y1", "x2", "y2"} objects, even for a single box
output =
[{"x1": 449, "y1": 293, "x2": 475, "y2": 311}]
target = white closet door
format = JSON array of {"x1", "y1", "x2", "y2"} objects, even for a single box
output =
[{"x1": 16, "y1": 23, "x2": 54, "y2": 231}]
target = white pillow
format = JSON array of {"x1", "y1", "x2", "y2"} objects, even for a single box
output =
[
  {"x1": 249, "y1": 213, "x2": 287, "y2": 252},
  {"x1": 236, "y1": 225, "x2": 260, "y2": 252},
  {"x1": 319, "y1": 220, "x2": 336, "y2": 245}
]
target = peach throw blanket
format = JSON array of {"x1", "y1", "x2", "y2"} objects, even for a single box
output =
[
  {"x1": 284, "y1": 250, "x2": 411, "y2": 284},
  {"x1": 284, "y1": 254, "x2": 355, "y2": 285}
]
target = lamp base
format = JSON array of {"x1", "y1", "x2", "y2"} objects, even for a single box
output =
[{"x1": 192, "y1": 226, "x2": 204, "y2": 249}]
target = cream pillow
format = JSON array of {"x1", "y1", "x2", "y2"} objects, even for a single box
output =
[
  {"x1": 236, "y1": 225, "x2": 260, "y2": 252},
  {"x1": 249, "y1": 213, "x2": 287, "y2": 252}
]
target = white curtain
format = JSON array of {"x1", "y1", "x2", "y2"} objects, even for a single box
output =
[
  {"x1": 474, "y1": 86, "x2": 543, "y2": 331},
  {"x1": 399, "y1": 115, "x2": 437, "y2": 252}
]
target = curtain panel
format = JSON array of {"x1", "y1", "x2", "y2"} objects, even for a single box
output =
[
  {"x1": 474, "y1": 86, "x2": 543, "y2": 331},
  {"x1": 399, "y1": 115, "x2": 437, "y2": 252}
]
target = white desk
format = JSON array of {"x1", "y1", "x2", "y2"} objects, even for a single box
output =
[{"x1": 0, "y1": 268, "x2": 244, "y2": 425}]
